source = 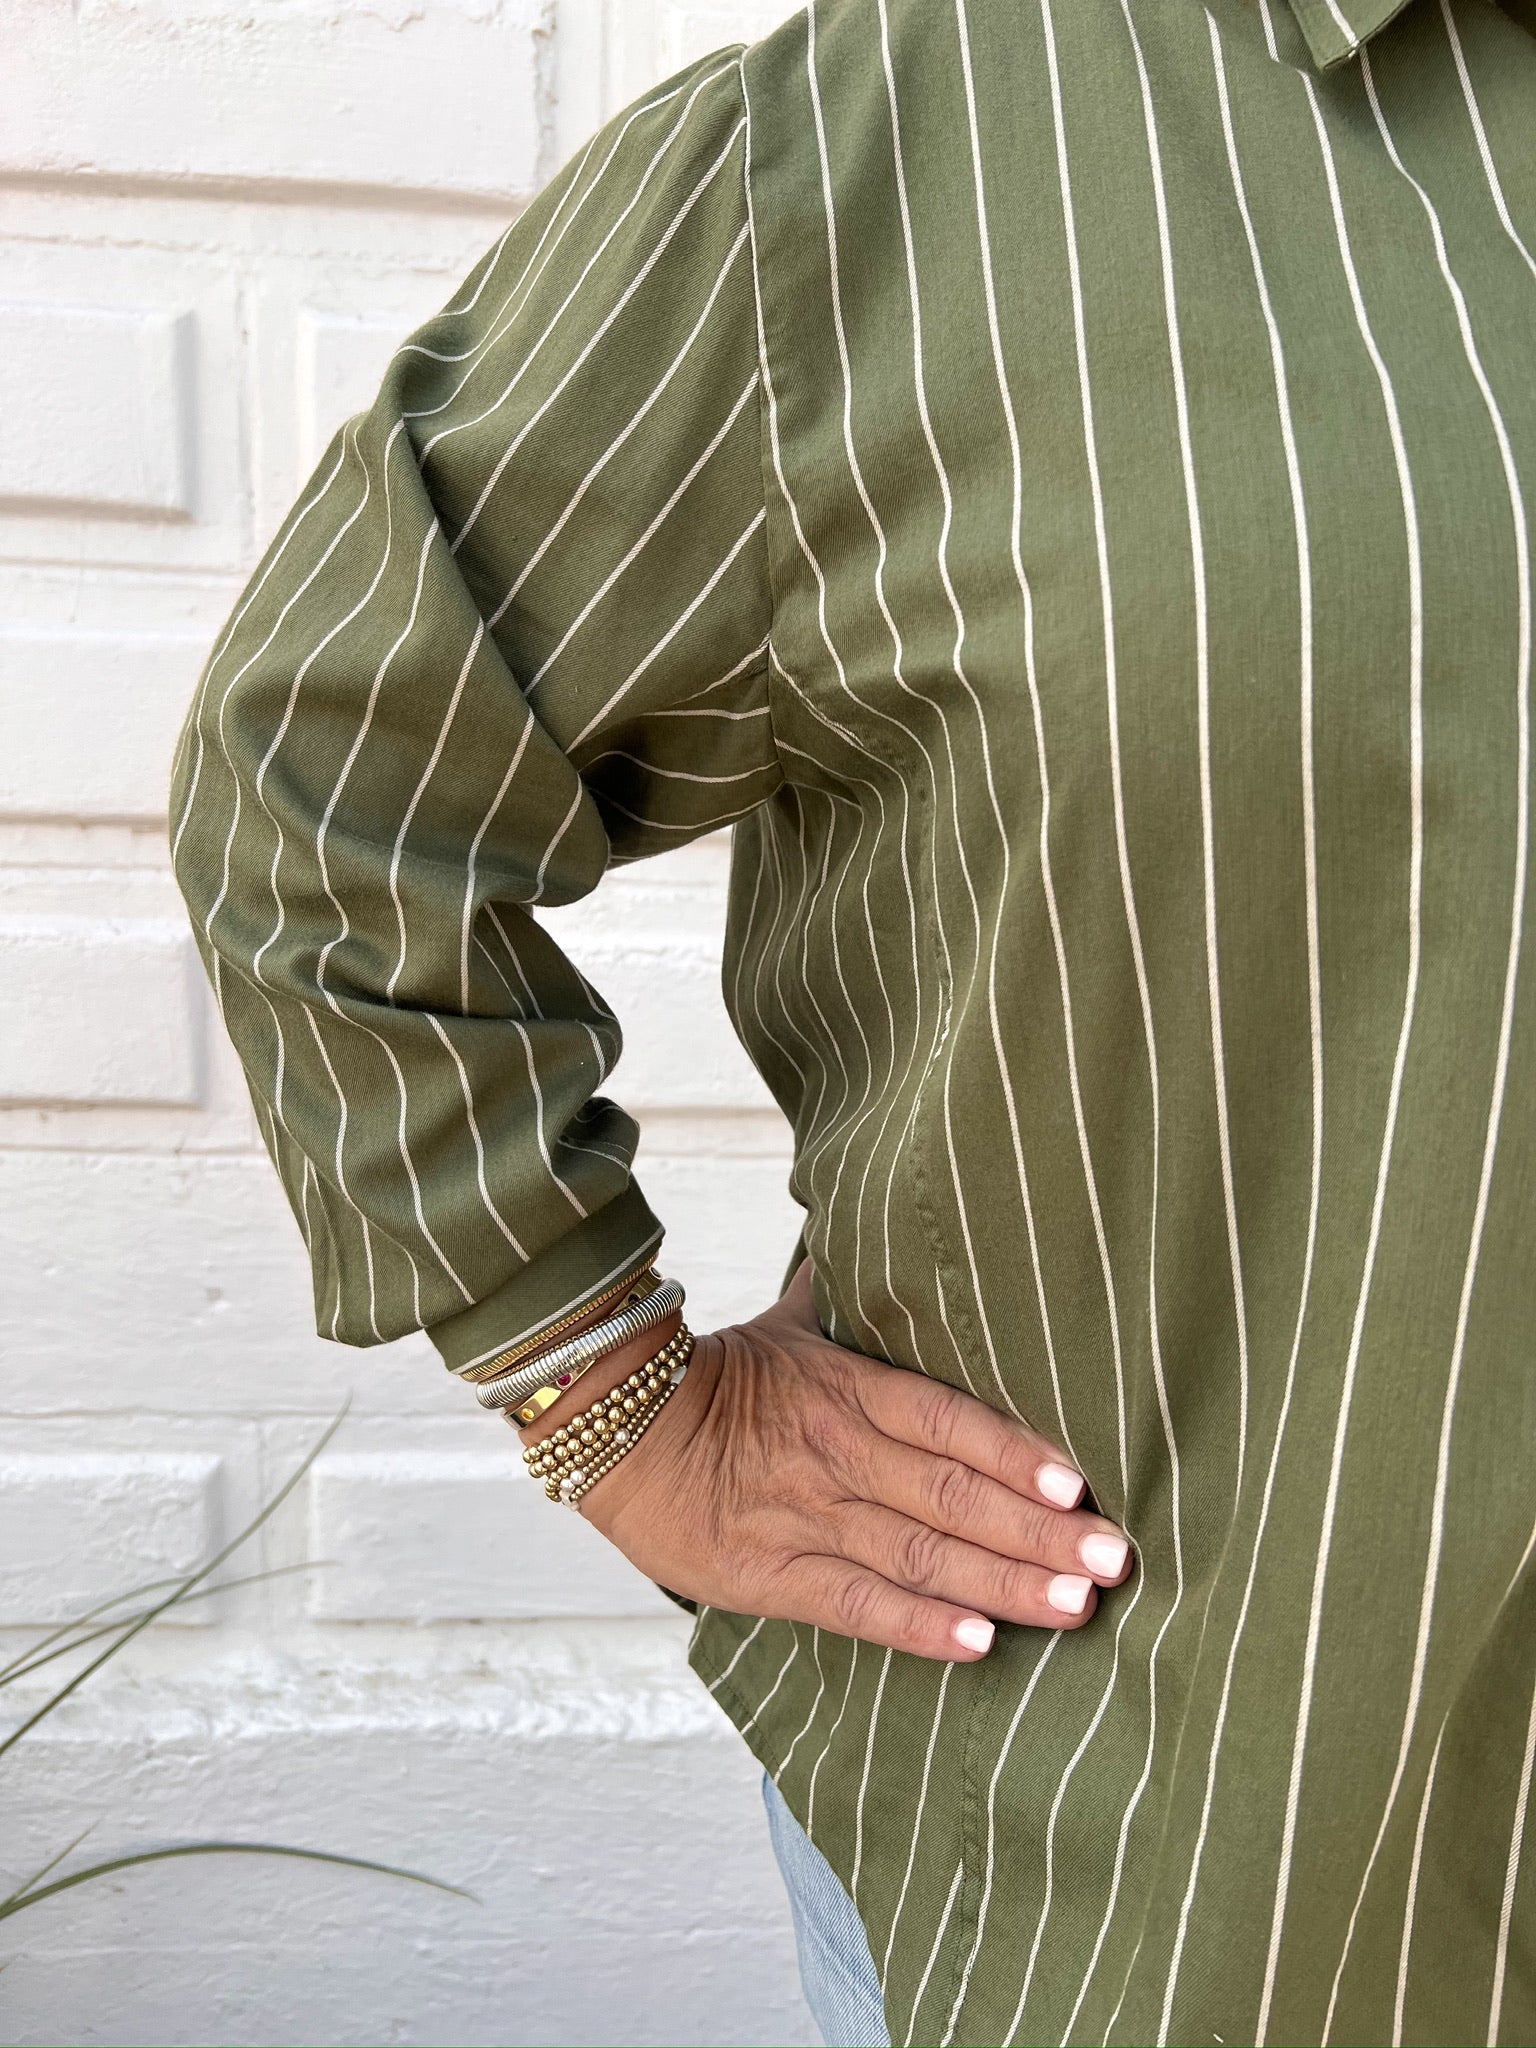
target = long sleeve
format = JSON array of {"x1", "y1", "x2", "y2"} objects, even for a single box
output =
[{"x1": 168, "y1": 50, "x2": 777, "y2": 1376}]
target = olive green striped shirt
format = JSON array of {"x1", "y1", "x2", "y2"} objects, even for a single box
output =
[{"x1": 170, "y1": 0, "x2": 1536, "y2": 2039}]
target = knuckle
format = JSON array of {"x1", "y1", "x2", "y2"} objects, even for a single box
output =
[
  {"x1": 908, "y1": 1376, "x2": 965, "y2": 1452},
  {"x1": 890, "y1": 1604, "x2": 938, "y2": 1658},
  {"x1": 999, "y1": 1562, "x2": 1046, "y2": 1615},
  {"x1": 928, "y1": 1457, "x2": 984, "y2": 1529},
  {"x1": 740, "y1": 1562, "x2": 792, "y2": 1622},
  {"x1": 832, "y1": 1572, "x2": 885, "y2": 1638},
  {"x1": 893, "y1": 1519, "x2": 948, "y2": 1588},
  {"x1": 996, "y1": 1433, "x2": 1043, "y2": 1494},
  {"x1": 1014, "y1": 1500, "x2": 1061, "y2": 1561}
]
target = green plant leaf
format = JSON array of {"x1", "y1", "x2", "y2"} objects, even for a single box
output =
[
  {"x1": 0, "y1": 1405, "x2": 349, "y2": 1765},
  {"x1": 0, "y1": 1828, "x2": 97, "y2": 1913},
  {"x1": 0, "y1": 1841, "x2": 478, "y2": 1922},
  {"x1": 0, "y1": 1565, "x2": 332, "y2": 1690},
  {"x1": 0, "y1": 1406, "x2": 472, "y2": 1925},
  {"x1": 0, "y1": 1578, "x2": 192, "y2": 1683}
]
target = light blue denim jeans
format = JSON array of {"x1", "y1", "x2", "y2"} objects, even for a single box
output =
[{"x1": 762, "y1": 1772, "x2": 891, "y2": 2048}]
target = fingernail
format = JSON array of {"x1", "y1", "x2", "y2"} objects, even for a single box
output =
[
  {"x1": 953, "y1": 1617, "x2": 995, "y2": 1655},
  {"x1": 1038, "y1": 1462, "x2": 1086, "y2": 1509},
  {"x1": 1079, "y1": 1534, "x2": 1130, "y2": 1580},
  {"x1": 1047, "y1": 1574, "x2": 1093, "y2": 1615}
]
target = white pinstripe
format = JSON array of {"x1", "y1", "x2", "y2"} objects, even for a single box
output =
[
  {"x1": 458, "y1": 717, "x2": 536, "y2": 1015},
  {"x1": 1393, "y1": 1718, "x2": 1447, "y2": 2046},
  {"x1": 736, "y1": 1639, "x2": 799, "y2": 1739},
  {"x1": 786, "y1": 792, "x2": 865, "y2": 1191},
  {"x1": 534, "y1": 376, "x2": 759, "y2": 703},
  {"x1": 972, "y1": 3, "x2": 1189, "y2": 2037},
  {"x1": 586, "y1": 747, "x2": 775, "y2": 788},
  {"x1": 433, "y1": 115, "x2": 749, "y2": 526},
  {"x1": 181, "y1": 79, "x2": 725, "y2": 905},
  {"x1": 950, "y1": 0, "x2": 1109, "y2": 1467},
  {"x1": 386, "y1": 621, "x2": 485, "y2": 1001},
  {"x1": 410, "y1": 64, "x2": 742, "y2": 440},
  {"x1": 906, "y1": 1860, "x2": 964, "y2": 2048},
  {"x1": 732, "y1": 769, "x2": 812, "y2": 1128},
  {"x1": 706, "y1": 1613, "x2": 767, "y2": 1697},
  {"x1": 747, "y1": 37, "x2": 948, "y2": 1375},
  {"x1": 851, "y1": 1646, "x2": 892, "y2": 1904},
  {"x1": 801, "y1": 4, "x2": 933, "y2": 1358},
  {"x1": 1434, "y1": 28, "x2": 1536, "y2": 2037},
  {"x1": 1473, "y1": 1526, "x2": 1536, "y2": 2041},
  {"x1": 939, "y1": 1632, "x2": 1063, "y2": 2043},
  {"x1": 1442, "y1": 0, "x2": 1536, "y2": 286},
  {"x1": 171, "y1": 432, "x2": 354, "y2": 861},
  {"x1": 1319, "y1": 49, "x2": 1532, "y2": 2043},
  {"x1": 875, "y1": 0, "x2": 1053, "y2": 1432},
  {"x1": 565, "y1": 511, "x2": 767, "y2": 751},
  {"x1": 806, "y1": 1640, "x2": 859, "y2": 1834},
  {"x1": 1147, "y1": 19, "x2": 1327, "y2": 2042},
  {"x1": 786, "y1": 16, "x2": 948, "y2": 1358},
  {"x1": 773, "y1": 1627, "x2": 827, "y2": 1787},
  {"x1": 302, "y1": 1003, "x2": 418, "y2": 1331},
  {"x1": 1257, "y1": 69, "x2": 1428, "y2": 2046},
  {"x1": 426, "y1": 1015, "x2": 529, "y2": 1261},
  {"x1": 206, "y1": 422, "x2": 382, "y2": 965},
  {"x1": 1490, "y1": 1672, "x2": 1536, "y2": 2046},
  {"x1": 253, "y1": 335, "x2": 774, "y2": 1327},
  {"x1": 312, "y1": 504, "x2": 434, "y2": 996},
  {"x1": 805, "y1": 791, "x2": 885, "y2": 1266},
  {"x1": 486, "y1": 225, "x2": 752, "y2": 635},
  {"x1": 879, "y1": 1661, "x2": 954, "y2": 1981}
]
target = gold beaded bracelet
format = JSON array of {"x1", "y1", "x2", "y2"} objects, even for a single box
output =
[
  {"x1": 561, "y1": 1356, "x2": 688, "y2": 1509},
  {"x1": 520, "y1": 1326, "x2": 693, "y2": 1506},
  {"x1": 519, "y1": 1326, "x2": 690, "y2": 1492},
  {"x1": 511, "y1": 1321, "x2": 689, "y2": 1455}
]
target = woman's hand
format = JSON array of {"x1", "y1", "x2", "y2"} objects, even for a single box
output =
[{"x1": 566, "y1": 1259, "x2": 1133, "y2": 1663}]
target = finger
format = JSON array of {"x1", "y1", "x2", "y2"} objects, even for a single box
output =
[
  {"x1": 855, "y1": 1365, "x2": 1090, "y2": 1512},
  {"x1": 855, "y1": 1438, "x2": 1133, "y2": 1584},
  {"x1": 787, "y1": 1554, "x2": 1000, "y2": 1664},
  {"x1": 842, "y1": 1504, "x2": 1102, "y2": 1631}
]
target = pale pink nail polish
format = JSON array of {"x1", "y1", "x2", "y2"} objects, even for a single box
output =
[
  {"x1": 1047, "y1": 1573, "x2": 1093, "y2": 1615},
  {"x1": 1038, "y1": 1462, "x2": 1086, "y2": 1509},
  {"x1": 1080, "y1": 1534, "x2": 1130, "y2": 1580},
  {"x1": 953, "y1": 1616, "x2": 995, "y2": 1654}
]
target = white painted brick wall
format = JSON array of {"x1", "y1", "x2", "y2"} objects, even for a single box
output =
[
  {"x1": 0, "y1": 6, "x2": 812, "y2": 2042},
  {"x1": 0, "y1": 1454, "x2": 222, "y2": 1625}
]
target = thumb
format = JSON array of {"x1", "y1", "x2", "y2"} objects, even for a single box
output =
[{"x1": 775, "y1": 1254, "x2": 824, "y2": 1335}]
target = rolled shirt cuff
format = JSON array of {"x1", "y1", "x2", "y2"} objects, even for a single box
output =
[{"x1": 426, "y1": 1181, "x2": 666, "y2": 1378}]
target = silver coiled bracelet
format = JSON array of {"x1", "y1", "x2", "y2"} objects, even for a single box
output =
[{"x1": 473, "y1": 1275, "x2": 686, "y2": 1410}]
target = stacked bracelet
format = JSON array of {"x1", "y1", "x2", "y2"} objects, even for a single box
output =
[
  {"x1": 474, "y1": 1276, "x2": 684, "y2": 1412},
  {"x1": 521, "y1": 1325, "x2": 693, "y2": 1507},
  {"x1": 462, "y1": 1261, "x2": 660, "y2": 1384},
  {"x1": 561, "y1": 1350, "x2": 688, "y2": 1509}
]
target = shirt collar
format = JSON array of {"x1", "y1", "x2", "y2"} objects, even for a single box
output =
[{"x1": 1283, "y1": 0, "x2": 1417, "y2": 69}]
